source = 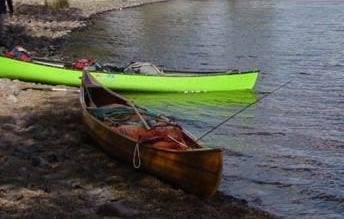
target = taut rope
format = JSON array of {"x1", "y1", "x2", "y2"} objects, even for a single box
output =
[{"x1": 196, "y1": 80, "x2": 292, "y2": 142}]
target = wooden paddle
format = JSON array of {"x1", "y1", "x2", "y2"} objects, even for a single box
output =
[{"x1": 129, "y1": 102, "x2": 151, "y2": 130}]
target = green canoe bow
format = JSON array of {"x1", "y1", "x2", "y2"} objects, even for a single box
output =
[{"x1": 0, "y1": 56, "x2": 258, "y2": 92}]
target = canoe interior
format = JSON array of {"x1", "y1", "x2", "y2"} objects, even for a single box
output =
[{"x1": 82, "y1": 72, "x2": 201, "y2": 149}]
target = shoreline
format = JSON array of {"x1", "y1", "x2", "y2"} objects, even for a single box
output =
[
  {"x1": 14, "y1": 0, "x2": 169, "y2": 18},
  {"x1": 2, "y1": 0, "x2": 168, "y2": 56},
  {"x1": 1, "y1": 1, "x2": 277, "y2": 218}
]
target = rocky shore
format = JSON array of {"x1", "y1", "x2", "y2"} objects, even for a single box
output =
[
  {"x1": 0, "y1": 1, "x2": 276, "y2": 218},
  {"x1": 1, "y1": 0, "x2": 166, "y2": 56}
]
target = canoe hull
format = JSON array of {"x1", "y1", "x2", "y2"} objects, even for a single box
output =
[
  {"x1": 0, "y1": 56, "x2": 258, "y2": 92},
  {"x1": 82, "y1": 110, "x2": 223, "y2": 197}
]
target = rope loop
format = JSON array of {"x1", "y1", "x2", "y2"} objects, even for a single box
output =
[{"x1": 133, "y1": 141, "x2": 141, "y2": 169}]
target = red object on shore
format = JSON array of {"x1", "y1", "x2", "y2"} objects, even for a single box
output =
[
  {"x1": 72, "y1": 59, "x2": 95, "y2": 70},
  {"x1": 3, "y1": 46, "x2": 32, "y2": 62}
]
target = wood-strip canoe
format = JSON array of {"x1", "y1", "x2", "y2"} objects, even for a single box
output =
[{"x1": 80, "y1": 72, "x2": 223, "y2": 198}]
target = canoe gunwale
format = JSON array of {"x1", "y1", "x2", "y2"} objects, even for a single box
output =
[{"x1": 1, "y1": 55, "x2": 258, "y2": 77}]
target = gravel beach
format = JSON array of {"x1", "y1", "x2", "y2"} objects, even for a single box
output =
[
  {"x1": 0, "y1": 1, "x2": 277, "y2": 218},
  {"x1": 1, "y1": 0, "x2": 166, "y2": 55}
]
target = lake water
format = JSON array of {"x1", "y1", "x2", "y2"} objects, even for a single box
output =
[{"x1": 63, "y1": 0, "x2": 344, "y2": 218}]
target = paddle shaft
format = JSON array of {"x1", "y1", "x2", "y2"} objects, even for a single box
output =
[
  {"x1": 32, "y1": 60, "x2": 65, "y2": 68},
  {"x1": 130, "y1": 102, "x2": 151, "y2": 130},
  {"x1": 22, "y1": 86, "x2": 80, "y2": 93},
  {"x1": 33, "y1": 57, "x2": 68, "y2": 65},
  {"x1": 107, "y1": 91, "x2": 188, "y2": 145},
  {"x1": 129, "y1": 103, "x2": 190, "y2": 146},
  {"x1": 196, "y1": 80, "x2": 293, "y2": 142}
]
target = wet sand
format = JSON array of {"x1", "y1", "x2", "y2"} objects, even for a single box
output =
[{"x1": 0, "y1": 1, "x2": 277, "y2": 218}]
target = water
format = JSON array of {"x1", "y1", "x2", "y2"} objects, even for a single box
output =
[{"x1": 63, "y1": 0, "x2": 344, "y2": 218}]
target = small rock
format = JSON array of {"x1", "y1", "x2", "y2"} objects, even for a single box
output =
[
  {"x1": 71, "y1": 181, "x2": 82, "y2": 189},
  {"x1": 12, "y1": 148, "x2": 32, "y2": 159},
  {"x1": 7, "y1": 94, "x2": 17, "y2": 103},
  {"x1": 0, "y1": 188, "x2": 7, "y2": 196},
  {"x1": 88, "y1": 188, "x2": 104, "y2": 196},
  {"x1": 96, "y1": 201, "x2": 140, "y2": 218},
  {"x1": 64, "y1": 179, "x2": 83, "y2": 189},
  {"x1": 14, "y1": 192, "x2": 23, "y2": 200},
  {"x1": 41, "y1": 183, "x2": 51, "y2": 193},
  {"x1": 43, "y1": 173, "x2": 64, "y2": 180},
  {"x1": 1, "y1": 123, "x2": 17, "y2": 131},
  {"x1": 31, "y1": 156, "x2": 49, "y2": 167},
  {"x1": 47, "y1": 154, "x2": 59, "y2": 163},
  {"x1": 18, "y1": 167, "x2": 28, "y2": 176},
  {"x1": 105, "y1": 175, "x2": 123, "y2": 183}
]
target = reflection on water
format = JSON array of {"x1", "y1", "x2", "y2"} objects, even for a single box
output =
[
  {"x1": 123, "y1": 91, "x2": 257, "y2": 138},
  {"x1": 64, "y1": 0, "x2": 344, "y2": 218},
  {"x1": 124, "y1": 91, "x2": 257, "y2": 107}
]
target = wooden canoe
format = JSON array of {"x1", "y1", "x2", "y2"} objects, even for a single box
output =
[{"x1": 80, "y1": 72, "x2": 223, "y2": 198}]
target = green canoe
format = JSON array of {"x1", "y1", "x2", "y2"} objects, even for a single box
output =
[{"x1": 0, "y1": 56, "x2": 259, "y2": 92}]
